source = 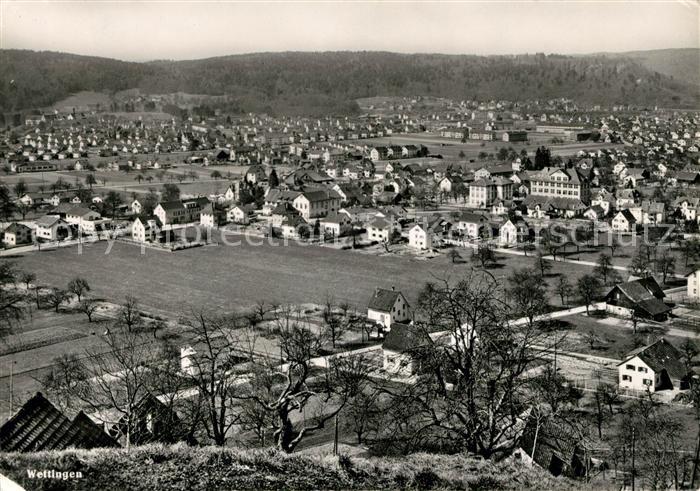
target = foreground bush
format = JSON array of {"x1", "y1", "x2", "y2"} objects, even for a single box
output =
[{"x1": 0, "y1": 444, "x2": 590, "y2": 490}]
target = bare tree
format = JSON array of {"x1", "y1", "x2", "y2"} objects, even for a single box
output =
[
  {"x1": 379, "y1": 271, "x2": 552, "y2": 458},
  {"x1": 179, "y1": 310, "x2": 249, "y2": 446},
  {"x1": 554, "y1": 276, "x2": 573, "y2": 306},
  {"x1": 67, "y1": 277, "x2": 91, "y2": 302},
  {"x1": 240, "y1": 324, "x2": 370, "y2": 453},
  {"x1": 117, "y1": 295, "x2": 142, "y2": 332},
  {"x1": 323, "y1": 295, "x2": 347, "y2": 349},
  {"x1": 46, "y1": 288, "x2": 69, "y2": 313},
  {"x1": 20, "y1": 271, "x2": 36, "y2": 290},
  {"x1": 78, "y1": 299, "x2": 100, "y2": 322}
]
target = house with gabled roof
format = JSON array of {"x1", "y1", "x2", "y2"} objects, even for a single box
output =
[
  {"x1": 618, "y1": 338, "x2": 689, "y2": 392},
  {"x1": 382, "y1": 322, "x2": 432, "y2": 376},
  {"x1": 611, "y1": 209, "x2": 637, "y2": 233},
  {"x1": 604, "y1": 276, "x2": 671, "y2": 321},
  {"x1": 2, "y1": 222, "x2": 32, "y2": 247},
  {"x1": 367, "y1": 286, "x2": 410, "y2": 330},
  {"x1": 154, "y1": 197, "x2": 210, "y2": 225},
  {"x1": 0, "y1": 392, "x2": 118, "y2": 452}
]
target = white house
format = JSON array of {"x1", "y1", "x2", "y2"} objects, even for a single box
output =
[
  {"x1": 408, "y1": 224, "x2": 432, "y2": 250},
  {"x1": 498, "y1": 219, "x2": 518, "y2": 247},
  {"x1": 132, "y1": 217, "x2": 159, "y2": 243},
  {"x1": 226, "y1": 204, "x2": 255, "y2": 224},
  {"x1": 319, "y1": 212, "x2": 351, "y2": 237},
  {"x1": 35, "y1": 215, "x2": 68, "y2": 241},
  {"x1": 367, "y1": 287, "x2": 410, "y2": 330},
  {"x1": 611, "y1": 209, "x2": 636, "y2": 233},
  {"x1": 686, "y1": 269, "x2": 700, "y2": 300},
  {"x1": 367, "y1": 216, "x2": 393, "y2": 243},
  {"x1": 131, "y1": 199, "x2": 142, "y2": 214},
  {"x1": 2, "y1": 223, "x2": 32, "y2": 247},
  {"x1": 617, "y1": 338, "x2": 688, "y2": 393},
  {"x1": 200, "y1": 204, "x2": 216, "y2": 228},
  {"x1": 65, "y1": 206, "x2": 102, "y2": 233}
]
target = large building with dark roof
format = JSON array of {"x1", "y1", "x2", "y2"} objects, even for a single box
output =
[
  {"x1": 618, "y1": 338, "x2": 689, "y2": 392},
  {"x1": 0, "y1": 392, "x2": 118, "y2": 452}
]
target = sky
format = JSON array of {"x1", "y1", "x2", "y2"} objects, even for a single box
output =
[{"x1": 1, "y1": 1, "x2": 698, "y2": 61}]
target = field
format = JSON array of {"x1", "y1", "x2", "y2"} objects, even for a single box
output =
[
  {"x1": 346, "y1": 132, "x2": 622, "y2": 161},
  {"x1": 9, "y1": 234, "x2": 599, "y2": 317}
]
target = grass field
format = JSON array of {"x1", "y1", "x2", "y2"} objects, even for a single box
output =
[
  {"x1": 9, "y1": 234, "x2": 599, "y2": 318},
  {"x1": 346, "y1": 132, "x2": 622, "y2": 160}
]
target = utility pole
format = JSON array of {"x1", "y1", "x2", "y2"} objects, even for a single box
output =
[
  {"x1": 333, "y1": 414, "x2": 339, "y2": 456},
  {"x1": 9, "y1": 360, "x2": 15, "y2": 415},
  {"x1": 631, "y1": 426, "x2": 636, "y2": 491},
  {"x1": 691, "y1": 426, "x2": 700, "y2": 489}
]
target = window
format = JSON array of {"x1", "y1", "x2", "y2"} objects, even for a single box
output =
[
  {"x1": 637, "y1": 367, "x2": 648, "y2": 373},
  {"x1": 643, "y1": 379, "x2": 652, "y2": 386},
  {"x1": 626, "y1": 364, "x2": 635, "y2": 370},
  {"x1": 621, "y1": 375, "x2": 632, "y2": 382}
]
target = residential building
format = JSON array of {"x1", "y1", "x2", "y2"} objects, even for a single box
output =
[
  {"x1": 686, "y1": 269, "x2": 700, "y2": 300},
  {"x1": 2, "y1": 223, "x2": 32, "y2": 247},
  {"x1": 408, "y1": 224, "x2": 432, "y2": 250},
  {"x1": 292, "y1": 189, "x2": 342, "y2": 221},
  {"x1": 618, "y1": 338, "x2": 689, "y2": 392},
  {"x1": 604, "y1": 277, "x2": 671, "y2": 321},
  {"x1": 529, "y1": 167, "x2": 590, "y2": 204},
  {"x1": 367, "y1": 287, "x2": 410, "y2": 330},
  {"x1": 35, "y1": 215, "x2": 69, "y2": 241},
  {"x1": 382, "y1": 323, "x2": 431, "y2": 376},
  {"x1": 611, "y1": 209, "x2": 637, "y2": 233},
  {"x1": 154, "y1": 197, "x2": 210, "y2": 226}
]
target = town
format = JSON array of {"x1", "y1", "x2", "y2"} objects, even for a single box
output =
[{"x1": 0, "y1": 2, "x2": 699, "y2": 488}]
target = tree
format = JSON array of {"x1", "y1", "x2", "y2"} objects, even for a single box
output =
[
  {"x1": 471, "y1": 242, "x2": 496, "y2": 268},
  {"x1": 78, "y1": 299, "x2": 99, "y2": 322},
  {"x1": 13, "y1": 179, "x2": 27, "y2": 199},
  {"x1": 20, "y1": 271, "x2": 36, "y2": 290},
  {"x1": 268, "y1": 168, "x2": 280, "y2": 188},
  {"x1": 46, "y1": 288, "x2": 69, "y2": 313},
  {"x1": 0, "y1": 261, "x2": 25, "y2": 335},
  {"x1": 67, "y1": 277, "x2": 90, "y2": 302},
  {"x1": 656, "y1": 250, "x2": 676, "y2": 284},
  {"x1": 240, "y1": 322, "x2": 370, "y2": 453},
  {"x1": 161, "y1": 184, "x2": 180, "y2": 201},
  {"x1": 379, "y1": 271, "x2": 551, "y2": 458},
  {"x1": 594, "y1": 253, "x2": 613, "y2": 285},
  {"x1": 43, "y1": 324, "x2": 161, "y2": 448},
  {"x1": 343, "y1": 388, "x2": 383, "y2": 444},
  {"x1": 135, "y1": 174, "x2": 145, "y2": 184},
  {"x1": 577, "y1": 275, "x2": 601, "y2": 315},
  {"x1": 322, "y1": 295, "x2": 347, "y2": 349},
  {"x1": 180, "y1": 310, "x2": 249, "y2": 445},
  {"x1": 554, "y1": 276, "x2": 574, "y2": 306},
  {"x1": 448, "y1": 248, "x2": 462, "y2": 264},
  {"x1": 507, "y1": 268, "x2": 549, "y2": 328},
  {"x1": 535, "y1": 250, "x2": 552, "y2": 278},
  {"x1": 630, "y1": 248, "x2": 652, "y2": 277},
  {"x1": 104, "y1": 191, "x2": 123, "y2": 219},
  {"x1": 0, "y1": 185, "x2": 17, "y2": 221},
  {"x1": 210, "y1": 170, "x2": 222, "y2": 180},
  {"x1": 117, "y1": 295, "x2": 142, "y2": 332},
  {"x1": 85, "y1": 173, "x2": 97, "y2": 190}
]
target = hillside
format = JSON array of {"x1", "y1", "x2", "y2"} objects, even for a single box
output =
[
  {"x1": 0, "y1": 444, "x2": 590, "y2": 490},
  {"x1": 0, "y1": 50, "x2": 698, "y2": 117},
  {"x1": 607, "y1": 48, "x2": 700, "y2": 86}
]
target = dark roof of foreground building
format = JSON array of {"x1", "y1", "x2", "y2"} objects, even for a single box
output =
[
  {"x1": 0, "y1": 392, "x2": 118, "y2": 452},
  {"x1": 382, "y1": 322, "x2": 432, "y2": 353},
  {"x1": 620, "y1": 338, "x2": 687, "y2": 380},
  {"x1": 368, "y1": 288, "x2": 404, "y2": 312}
]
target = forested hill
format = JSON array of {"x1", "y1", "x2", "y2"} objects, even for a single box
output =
[{"x1": 1, "y1": 49, "x2": 698, "y2": 116}]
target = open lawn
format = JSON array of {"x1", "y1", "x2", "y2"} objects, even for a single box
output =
[
  {"x1": 346, "y1": 132, "x2": 622, "y2": 160},
  {"x1": 8, "y1": 234, "x2": 599, "y2": 318}
]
